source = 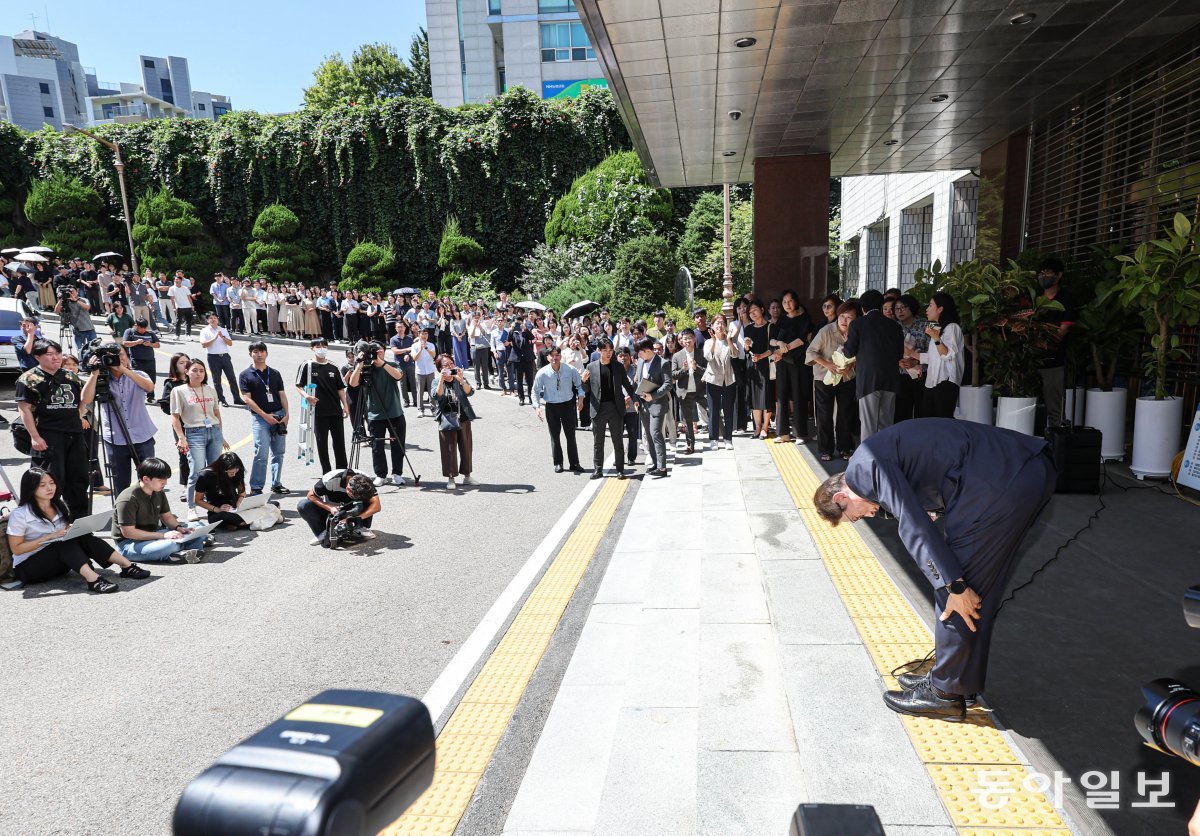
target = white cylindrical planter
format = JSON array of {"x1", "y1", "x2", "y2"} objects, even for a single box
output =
[
  {"x1": 996, "y1": 396, "x2": 1037, "y2": 435},
  {"x1": 1085, "y1": 388, "x2": 1127, "y2": 460},
  {"x1": 957, "y1": 385, "x2": 993, "y2": 425},
  {"x1": 1131, "y1": 396, "x2": 1185, "y2": 479},
  {"x1": 1064, "y1": 386, "x2": 1087, "y2": 425}
]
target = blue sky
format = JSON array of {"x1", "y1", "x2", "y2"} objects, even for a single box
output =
[{"x1": 2, "y1": 0, "x2": 428, "y2": 113}]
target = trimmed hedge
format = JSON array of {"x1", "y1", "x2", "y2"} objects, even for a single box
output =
[{"x1": 242, "y1": 203, "x2": 316, "y2": 283}]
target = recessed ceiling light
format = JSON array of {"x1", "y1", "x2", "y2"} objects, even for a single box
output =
[
  {"x1": 1009, "y1": 12, "x2": 1036, "y2": 25},
  {"x1": 930, "y1": 94, "x2": 949, "y2": 103},
  {"x1": 722, "y1": 151, "x2": 737, "y2": 157},
  {"x1": 734, "y1": 36, "x2": 757, "y2": 48},
  {"x1": 883, "y1": 139, "x2": 899, "y2": 146}
]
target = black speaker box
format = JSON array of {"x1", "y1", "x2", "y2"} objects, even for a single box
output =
[
  {"x1": 789, "y1": 803, "x2": 885, "y2": 836},
  {"x1": 1047, "y1": 424, "x2": 1102, "y2": 494}
]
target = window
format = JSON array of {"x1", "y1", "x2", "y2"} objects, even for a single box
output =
[
  {"x1": 43, "y1": 106, "x2": 54, "y2": 118},
  {"x1": 488, "y1": 0, "x2": 501, "y2": 13},
  {"x1": 143, "y1": 59, "x2": 155, "y2": 68},
  {"x1": 540, "y1": 22, "x2": 593, "y2": 62},
  {"x1": 197, "y1": 103, "x2": 206, "y2": 111},
  {"x1": 38, "y1": 82, "x2": 49, "y2": 94},
  {"x1": 538, "y1": 0, "x2": 575, "y2": 11}
]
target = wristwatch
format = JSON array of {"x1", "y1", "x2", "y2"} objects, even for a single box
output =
[
  {"x1": 934, "y1": 339, "x2": 942, "y2": 345},
  {"x1": 947, "y1": 579, "x2": 968, "y2": 595}
]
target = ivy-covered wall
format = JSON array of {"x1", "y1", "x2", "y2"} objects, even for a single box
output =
[{"x1": 8, "y1": 87, "x2": 628, "y2": 288}]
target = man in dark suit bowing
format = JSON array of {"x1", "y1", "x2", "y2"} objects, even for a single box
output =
[
  {"x1": 812, "y1": 418, "x2": 1056, "y2": 721},
  {"x1": 634, "y1": 336, "x2": 672, "y2": 477},
  {"x1": 841, "y1": 288, "x2": 904, "y2": 442},
  {"x1": 582, "y1": 338, "x2": 636, "y2": 479}
]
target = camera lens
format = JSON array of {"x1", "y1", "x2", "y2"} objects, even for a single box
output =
[{"x1": 1135, "y1": 678, "x2": 1200, "y2": 765}]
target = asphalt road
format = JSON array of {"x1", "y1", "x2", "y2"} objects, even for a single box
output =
[{"x1": 0, "y1": 334, "x2": 593, "y2": 835}]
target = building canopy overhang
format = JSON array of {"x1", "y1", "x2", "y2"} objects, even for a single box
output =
[{"x1": 574, "y1": 0, "x2": 1200, "y2": 187}]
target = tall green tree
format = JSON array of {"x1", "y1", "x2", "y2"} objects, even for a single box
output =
[
  {"x1": 132, "y1": 189, "x2": 222, "y2": 277},
  {"x1": 304, "y1": 32, "x2": 432, "y2": 109},
  {"x1": 23, "y1": 174, "x2": 117, "y2": 258}
]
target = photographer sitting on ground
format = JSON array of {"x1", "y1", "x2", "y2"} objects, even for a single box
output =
[
  {"x1": 348, "y1": 340, "x2": 408, "y2": 488},
  {"x1": 297, "y1": 469, "x2": 381, "y2": 549},
  {"x1": 90, "y1": 343, "x2": 158, "y2": 496},
  {"x1": 53, "y1": 285, "x2": 97, "y2": 352},
  {"x1": 112, "y1": 457, "x2": 210, "y2": 564},
  {"x1": 194, "y1": 452, "x2": 250, "y2": 530},
  {"x1": 7, "y1": 467, "x2": 150, "y2": 593}
]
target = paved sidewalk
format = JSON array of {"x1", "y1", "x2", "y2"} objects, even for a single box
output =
[{"x1": 503, "y1": 440, "x2": 956, "y2": 835}]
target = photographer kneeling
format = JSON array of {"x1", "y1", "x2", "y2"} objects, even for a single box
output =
[
  {"x1": 112, "y1": 457, "x2": 210, "y2": 564},
  {"x1": 7, "y1": 467, "x2": 151, "y2": 593},
  {"x1": 348, "y1": 341, "x2": 408, "y2": 488},
  {"x1": 88, "y1": 342, "x2": 158, "y2": 496},
  {"x1": 297, "y1": 469, "x2": 381, "y2": 549}
]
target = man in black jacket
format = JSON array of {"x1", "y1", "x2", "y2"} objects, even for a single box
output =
[
  {"x1": 509, "y1": 319, "x2": 537, "y2": 405},
  {"x1": 841, "y1": 289, "x2": 903, "y2": 442},
  {"x1": 813, "y1": 419, "x2": 1056, "y2": 721},
  {"x1": 582, "y1": 338, "x2": 636, "y2": 478}
]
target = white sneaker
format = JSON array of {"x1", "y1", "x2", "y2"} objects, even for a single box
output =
[
  {"x1": 308, "y1": 536, "x2": 322, "y2": 546},
  {"x1": 357, "y1": 530, "x2": 377, "y2": 540},
  {"x1": 372, "y1": 476, "x2": 387, "y2": 487},
  {"x1": 718, "y1": 440, "x2": 727, "y2": 450},
  {"x1": 391, "y1": 474, "x2": 406, "y2": 487},
  {"x1": 461, "y1": 475, "x2": 477, "y2": 486},
  {"x1": 709, "y1": 440, "x2": 718, "y2": 451},
  {"x1": 447, "y1": 477, "x2": 457, "y2": 491}
]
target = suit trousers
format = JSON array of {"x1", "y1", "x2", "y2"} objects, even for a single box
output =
[
  {"x1": 639, "y1": 401, "x2": 668, "y2": 470},
  {"x1": 814, "y1": 378, "x2": 856, "y2": 455},
  {"x1": 894, "y1": 372, "x2": 924, "y2": 423},
  {"x1": 623, "y1": 411, "x2": 640, "y2": 461},
  {"x1": 472, "y1": 348, "x2": 490, "y2": 388},
  {"x1": 706, "y1": 382, "x2": 736, "y2": 442},
  {"x1": 858, "y1": 390, "x2": 895, "y2": 442},
  {"x1": 544, "y1": 401, "x2": 580, "y2": 468},
  {"x1": 678, "y1": 391, "x2": 701, "y2": 446},
  {"x1": 512, "y1": 361, "x2": 534, "y2": 402},
  {"x1": 931, "y1": 452, "x2": 1056, "y2": 696},
  {"x1": 923, "y1": 380, "x2": 959, "y2": 420},
  {"x1": 592, "y1": 401, "x2": 624, "y2": 471},
  {"x1": 775, "y1": 360, "x2": 810, "y2": 438}
]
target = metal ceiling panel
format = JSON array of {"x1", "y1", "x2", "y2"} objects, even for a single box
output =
[{"x1": 574, "y1": 0, "x2": 1200, "y2": 185}]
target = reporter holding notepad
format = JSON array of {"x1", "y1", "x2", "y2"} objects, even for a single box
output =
[{"x1": 6, "y1": 467, "x2": 150, "y2": 593}]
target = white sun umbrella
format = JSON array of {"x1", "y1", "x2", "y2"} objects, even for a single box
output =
[
  {"x1": 516, "y1": 300, "x2": 547, "y2": 311},
  {"x1": 4, "y1": 262, "x2": 35, "y2": 274},
  {"x1": 13, "y1": 252, "x2": 49, "y2": 263},
  {"x1": 18, "y1": 246, "x2": 54, "y2": 254}
]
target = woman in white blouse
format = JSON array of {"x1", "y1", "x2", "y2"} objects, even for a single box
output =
[
  {"x1": 702, "y1": 314, "x2": 738, "y2": 449},
  {"x1": 913, "y1": 292, "x2": 964, "y2": 419}
]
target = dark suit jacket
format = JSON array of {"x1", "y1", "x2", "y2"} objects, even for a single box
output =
[
  {"x1": 584, "y1": 358, "x2": 636, "y2": 418},
  {"x1": 844, "y1": 419, "x2": 1049, "y2": 589},
  {"x1": 842, "y1": 309, "x2": 904, "y2": 398},
  {"x1": 634, "y1": 354, "x2": 672, "y2": 405},
  {"x1": 670, "y1": 348, "x2": 707, "y2": 398},
  {"x1": 511, "y1": 327, "x2": 536, "y2": 365}
]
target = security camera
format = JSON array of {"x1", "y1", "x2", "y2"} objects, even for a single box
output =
[{"x1": 728, "y1": 110, "x2": 742, "y2": 121}]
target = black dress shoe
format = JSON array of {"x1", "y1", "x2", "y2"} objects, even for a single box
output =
[
  {"x1": 685, "y1": 446, "x2": 694, "y2": 455},
  {"x1": 569, "y1": 465, "x2": 585, "y2": 474},
  {"x1": 896, "y1": 671, "x2": 978, "y2": 705},
  {"x1": 617, "y1": 470, "x2": 627, "y2": 479},
  {"x1": 882, "y1": 680, "x2": 965, "y2": 722},
  {"x1": 590, "y1": 470, "x2": 604, "y2": 479},
  {"x1": 554, "y1": 464, "x2": 564, "y2": 473}
]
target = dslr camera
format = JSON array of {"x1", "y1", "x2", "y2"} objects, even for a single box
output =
[
  {"x1": 1135, "y1": 586, "x2": 1200, "y2": 765},
  {"x1": 82, "y1": 339, "x2": 122, "y2": 369}
]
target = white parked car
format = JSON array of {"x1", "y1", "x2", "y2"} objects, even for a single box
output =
[{"x1": 0, "y1": 296, "x2": 37, "y2": 376}]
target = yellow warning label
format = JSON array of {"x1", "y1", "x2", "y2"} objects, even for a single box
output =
[{"x1": 285, "y1": 703, "x2": 384, "y2": 728}]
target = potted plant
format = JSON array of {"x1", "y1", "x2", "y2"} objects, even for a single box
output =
[{"x1": 1103, "y1": 212, "x2": 1200, "y2": 477}]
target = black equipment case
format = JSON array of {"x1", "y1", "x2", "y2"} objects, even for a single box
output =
[{"x1": 1047, "y1": 424, "x2": 1102, "y2": 494}]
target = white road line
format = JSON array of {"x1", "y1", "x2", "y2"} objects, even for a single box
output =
[{"x1": 421, "y1": 456, "x2": 612, "y2": 724}]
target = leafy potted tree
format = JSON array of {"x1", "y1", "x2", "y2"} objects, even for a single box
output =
[
  {"x1": 1076, "y1": 252, "x2": 1139, "y2": 459},
  {"x1": 1103, "y1": 212, "x2": 1200, "y2": 477}
]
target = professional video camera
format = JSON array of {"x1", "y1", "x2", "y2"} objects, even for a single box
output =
[
  {"x1": 81, "y1": 339, "x2": 122, "y2": 369},
  {"x1": 1135, "y1": 586, "x2": 1200, "y2": 765},
  {"x1": 56, "y1": 284, "x2": 77, "y2": 301},
  {"x1": 326, "y1": 501, "x2": 367, "y2": 549},
  {"x1": 354, "y1": 339, "x2": 383, "y2": 367}
]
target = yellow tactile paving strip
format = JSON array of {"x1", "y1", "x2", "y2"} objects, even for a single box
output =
[
  {"x1": 767, "y1": 441, "x2": 1071, "y2": 834},
  {"x1": 383, "y1": 477, "x2": 628, "y2": 835}
]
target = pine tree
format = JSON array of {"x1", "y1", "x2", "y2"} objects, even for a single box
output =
[
  {"x1": 241, "y1": 203, "x2": 317, "y2": 282},
  {"x1": 23, "y1": 174, "x2": 117, "y2": 258},
  {"x1": 132, "y1": 189, "x2": 222, "y2": 278}
]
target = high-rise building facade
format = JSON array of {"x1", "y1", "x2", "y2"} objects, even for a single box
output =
[{"x1": 426, "y1": 0, "x2": 608, "y2": 106}]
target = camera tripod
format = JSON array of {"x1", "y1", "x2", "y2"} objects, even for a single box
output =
[
  {"x1": 348, "y1": 364, "x2": 421, "y2": 486},
  {"x1": 87, "y1": 365, "x2": 140, "y2": 513}
]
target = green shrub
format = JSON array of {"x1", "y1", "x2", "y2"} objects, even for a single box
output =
[
  {"x1": 444, "y1": 268, "x2": 500, "y2": 304},
  {"x1": 341, "y1": 240, "x2": 397, "y2": 291},
  {"x1": 541, "y1": 272, "x2": 614, "y2": 315},
  {"x1": 697, "y1": 198, "x2": 753, "y2": 299},
  {"x1": 676, "y1": 191, "x2": 723, "y2": 272},
  {"x1": 518, "y1": 240, "x2": 603, "y2": 298},
  {"x1": 544, "y1": 151, "x2": 672, "y2": 272},
  {"x1": 23, "y1": 174, "x2": 118, "y2": 258},
  {"x1": 662, "y1": 299, "x2": 725, "y2": 329},
  {"x1": 132, "y1": 189, "x2": 221, "y2": 277},
  {"x1": 242, "y1": 203, "x2": 317, "y2": 282},
  {"x1": 609, "y1": 234, "x2": 676, "y2": 320},
  {"x1": 437, "y1": 216, "x2": 486, "y2": 274}
]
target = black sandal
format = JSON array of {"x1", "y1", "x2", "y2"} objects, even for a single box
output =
[
  {"x1": 120, "y1": 563, "x2": 151, "y2": 580},
  {"x1": 87, "y1": 577, "x2": 119, "y2": 594}
]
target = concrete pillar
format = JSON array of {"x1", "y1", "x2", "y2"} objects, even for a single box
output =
[
  {"x1": 752, "y1": 154, "x2": 830, "y2": 308},
  {"x1": 978, "y1": 132, "x2": 1029, "y2": 264}
]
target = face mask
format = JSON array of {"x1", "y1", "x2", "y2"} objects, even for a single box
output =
[
  {"x1": 1038, "y1": 274, "x2": 1057, "y2": 290},
  {"x1": 313, "y1": 348, "x2": 328, "y2": 359}
]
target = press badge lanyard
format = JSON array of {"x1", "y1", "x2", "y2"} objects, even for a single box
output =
[
  {"x1": 191, "y1": 385, "x2": 214, "y2": 429},
  {"x1": 256, "y1": 367, "x2": 275, "y2": 405}
]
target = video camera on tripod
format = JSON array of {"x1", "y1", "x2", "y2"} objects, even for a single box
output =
[
  {"x1": 81, "y1": 339, "x2": 123, "y2": 401},
  {"x1": 1135, "y1": 586, "x2": 1200, "y2": 764},
  {"x1": 354, "y1": 339, "x2": 384, "y2": 368}
]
